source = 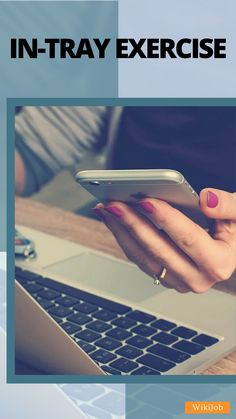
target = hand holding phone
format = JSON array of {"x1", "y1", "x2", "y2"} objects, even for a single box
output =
[
  {"x1": 76, "y1": 169, "x2": 236, "y2": 293},
  {"x1": 76, "y1": 169, "x2": 209, "y2": 229},
  {"x1": 93, "y1": 188, "x2": 236, "y2": 294}
]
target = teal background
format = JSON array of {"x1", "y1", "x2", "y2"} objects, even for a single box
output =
[{"x1": 126, "y1": 383, "x2": 235, "y2": 418}]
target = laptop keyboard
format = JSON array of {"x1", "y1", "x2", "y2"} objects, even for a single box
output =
[
  {"x1": 15, "y1": 267, "x2": 219, "y2": 375},
  {"x1": 61, "y1": 383, "x2": 125, "y2": 418}
]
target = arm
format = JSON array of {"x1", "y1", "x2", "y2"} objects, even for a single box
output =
[
  {"x1": 15, "y1": 150, "x2": 26, "y2": 195},
  {"x1": 15, "y1": 106, "x2": 108, "y2": 195}
]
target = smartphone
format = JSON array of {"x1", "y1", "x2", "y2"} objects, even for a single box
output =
[{"x1": 75, "y1": 169, "x2": 209, "y2": 229}]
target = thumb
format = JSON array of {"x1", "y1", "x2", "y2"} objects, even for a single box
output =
[{"x1": 199, "y1": 188, "x2": 236, "y2": 221}]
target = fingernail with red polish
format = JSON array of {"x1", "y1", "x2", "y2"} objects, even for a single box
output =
[
  {"x1": 106, "y1": 206, "x2": 123, "y2": 218},
  {"x1": 207, "y1": 191, "x2": 219, "y2": 208},
  {"x1": 93, "y1": 208, "x2": 105, "y2": 220},
  {"x1": 139, "y1": 201, "x2": 154, "y2": 214}
]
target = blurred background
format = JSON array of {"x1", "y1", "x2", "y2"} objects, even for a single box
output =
[
  {"x1": 15, "y1": 105, "x2": 120, "y2": 215},
  {"x1": 31, "y1": 150, "x2": 105, "y2": 213}
]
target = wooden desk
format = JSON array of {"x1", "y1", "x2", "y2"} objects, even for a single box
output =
[{"x1": 15, "y1": 197, "x2": 236, "y2": 375}]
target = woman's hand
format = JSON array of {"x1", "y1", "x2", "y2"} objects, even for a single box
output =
[{"x1": 94, "y1": 189, "x2": 236, "y2": 293}]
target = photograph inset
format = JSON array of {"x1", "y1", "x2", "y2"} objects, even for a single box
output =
[{"x1": 14, "y1": 104, "x2": 236, "y2": 376}]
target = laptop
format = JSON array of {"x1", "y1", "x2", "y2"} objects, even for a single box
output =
[
  {"x1": 1, "y1": 327, "x2": 127, "y2": 419},
  {"x1": 15, "y1": 225, "x2": 236, "y2": 376},
  {"x1": 1, "y1": 261, "x2": 125, "y2": 418},
  {"x1": 0, "y1": 265, "x2": 87, "y2": 418}
]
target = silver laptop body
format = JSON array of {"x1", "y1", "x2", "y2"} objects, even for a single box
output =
[{"x1": 15, "y1": 226, "x2": 236, "y2": 375}]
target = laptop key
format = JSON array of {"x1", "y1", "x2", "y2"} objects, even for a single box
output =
[
  {"x1": 152, "y1": 332, "x2": 178, "y2": 345},
  {"x1": 24, "y1": 283, "x2": 43, "y2": 294},
  {"x1": 106, "y1": 327, "x2": 132, "y2": 341},
  {"x1": 93, "y1": 391, "x2": 125, "y2": 416},
  {"x1": 67, "y1": 312, "x2": 91, "y2": 325},
  {"x1": 99, "y1": 384, "x2": 124, "y2": 394},
  {"x1": 192, "y1": 334, "x2": 219, "y2": 347},
  {"x1": 148, "y1": 343, "x2": 191, "y2": 363},
  {"x1": 55, "y1": 296, "x2": 78, "y2": 307},
  {"x1": 73, "y1": 301, "x2": 98, "y2": 314},
  {"x1": 171, "y1": 326, "x2": 197, "y2": 339},
  {"x1": 151, "y1": 319, "x2": 176, "y2": 331},
  {"x1": 87, "y1": 320, "x2": 112, "y2": 333},
  {"x1": 62, "y1": 384, "x2": 104, "y2": 402},
  {"x1": 131, "y1": 324, "x2": 156, "y2": 337},
  {"x1": 173, "y1": 340, "x2": 205, "y2": 355},
  {"x1": 77, "y1": 341, "x2": 96, "y2": 354},
  {"x1": 61, "y1": 321, "x2": 81, "y2": 335},
  {"x1": 137, "y1": 353, "x2": 175, "y2": 372},
  {"x1": 79, "y1": 297, "x2": 130, "y2": 315},
  {"x1": 102, "y1": 365, "x2": 121, "y2": 375},
  {"x1": 116, "y1": 345, "x2": 142, "y2": 359},
  {"x1": 90, "y1": 349, "x2": 116, "y2": 364},
  {"x1": 131, "y1": 366, "x2": 160, "y2": 375},
  {"x1": 126, "y1": 335, "x2": 152, "y2": 349},
  {"x1": 51, "y1": 315, "x2": 64, "y2": 324},
  {"x1": 127, "y1": 310, "x2": 156, "y2": 324},
  {"x1": 96, "y1": 337, "x2": 122, "y2": 351},
  {"x1": 35, "y1": 277, "x2": 131, "y2": 314},
  {"x1": 48, "y1": 305, "x2": 72, "y2": 318},
  {"x1": 37, "y1": 289, "x2": 61, "y2": 300},
  {"x1": 16, "y1": 270, "x2": 41, "y2": 281},
  {"x1": 93, "y1": 309, "x2": 118, "y2": 321},
  {"x1": 112, "y1": 317, "x2": 137, "y2": 329},
  {"x1": 74, "y1": 329, "x2": 100, "y2": 343},
  {"x1": 15, "y1": 277, "x2": 29, "y2": 286},
  {"x1": 79, "y1": 404, "x2": 112, "y2": 419},
  {"x1": 109, "y1": 357, "x2": 138, "y2": 373},
  {"x1": 35, "y1": 297, "x2": 55, "y2": 310}
]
